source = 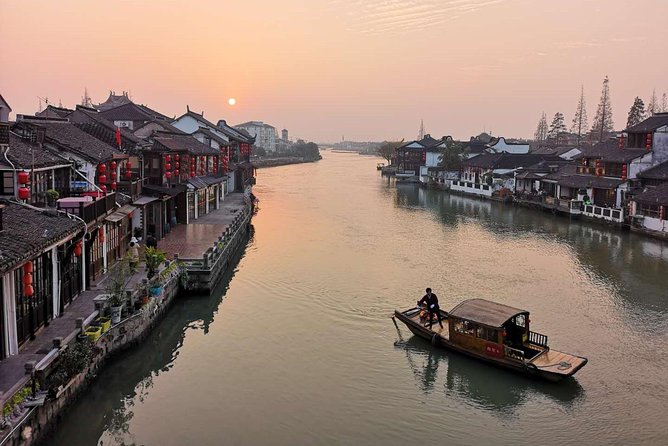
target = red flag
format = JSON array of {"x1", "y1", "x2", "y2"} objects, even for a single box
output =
[{"x1": 115, "y1": 127, "x2": 121, "y2": 148}]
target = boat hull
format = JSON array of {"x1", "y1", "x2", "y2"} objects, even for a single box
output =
[{"x1": 394, "y1": 309, "x2": 586, "y2": 383}]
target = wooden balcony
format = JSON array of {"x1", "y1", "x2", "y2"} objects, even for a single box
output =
[{"x1": 57, "y1": 192, "x2": 117, "y2": 224}]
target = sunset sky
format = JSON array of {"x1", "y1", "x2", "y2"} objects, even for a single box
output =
[{"x1": 1, "y1": 0, "x2": 667, "y2": 142}]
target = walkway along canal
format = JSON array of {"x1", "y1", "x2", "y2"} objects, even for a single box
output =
[{"x1": 52, "y1": 151, "x2": 667, "y2": 445}]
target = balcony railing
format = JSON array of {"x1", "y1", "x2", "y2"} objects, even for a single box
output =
[
  {"x1": 582, "y1": 204, "x2": 624, "y2": 223},
  {"x1": 57, "y1": 192, "x2": 117, "y2": 224},
  {"x1": 451, "y1": 180, "x2": 493, "y2": 197},
  {"x1": 117, "y1": 180, "x2": 142, "y2": 199},
  {"x1": 529, "y1": 330, "x2": 549, "y2": 348}
]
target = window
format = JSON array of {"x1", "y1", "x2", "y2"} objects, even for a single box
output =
[
  {"x1": 2, "y1": 171, "x2": 14, "y2": 194},
  {"x1": 454, "y1": 319, "x2": 476, "y2": 336},
  {"x1": 476, "y1": 326, "x2": 499, "y2": 342},
  {"x1": 514, "y1": 314, "x2": 526, "y2": 328},
  {"x1": 637, "y1": 203, "x2": 660, "y2": 218}
]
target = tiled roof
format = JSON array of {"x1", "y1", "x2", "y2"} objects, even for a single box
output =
[
  {"x1": 398, "y1": 135, "x2": 445, "y2": 151},
  {"x1": 176, "y1": 111, "x2": 220, "y2": 133},
  {"x1": 216, "y1": 120, "x2": 253, "y2": 143},
  {"x1": 625, "y1": 113, "x2": 668, "y2": 133},
  {"x1": 99, "y1": 102, "x2": 167, "y2": 122},
  {"x1": 581, "y1": 139, "x2": 647, "y2": 163},
  {"x1": 0, "y1": 201, "x2": 85, "y2": 275},
  {"x1": 556, "y1": 174, "x2": 624, "y2": 190},
  {"x1": 194, "y1": 127, "x2": 229, "y2": 147},
  {"x1": 142, "y1": 184, "x2": 187, "y2": 198},
  {"x1": 134, "y1": 119, "x2": 187, "y2": 136},
  {"x1": 632, "y1": 183, "x2": 668, "y2": 206},
  {"x1": 4, "y1": 133, "x2": 68, "y2": 169},
  {"x1": 188, "y1": 175, "x2": 226, "y2": 189},
  {"x1": 638, "y1": 161, "x2": 668, "y2": 181},
  {"x1": 68, "y1": 107, "x2": 142, "y2": 147},
  {"x1": 152, "y1": 132, "x2": 219, "y2": 156},
  {"x1": 34, "y1": 121, "x2": 125, "y2": 162},
  {"x1": 463, "y1": 153, "x2": 560, "y2": 170}
]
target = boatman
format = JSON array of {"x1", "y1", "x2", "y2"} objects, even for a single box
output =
[{"x1": 418, "y1": 288, "x2": 443, "y2": 329}]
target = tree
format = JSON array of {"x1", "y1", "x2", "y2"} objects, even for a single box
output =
[
  {"x1": 439, "y1": 141, "x2": 466, "y2": 171},
  {"x1": 534, "y1": 112, "x2": 548, "y2": 141},
  {"x1": 376, "y1": 140, "x2": 403, "y2": 164},
  {"x1": 571, "y1": 85, "x2": 589, "y2": 145},
  {"x1": 548, "y1": 112, "x2": 567, "y2": 143},
  {"x1": 661, "y1": 92, "x2": 667, "y2": 113},
  {"x1": 626, "y1": 97, "x2": 646, "y2": 129},
  {"x1": 647, "y1": 89, "x2": 658, "y2": 116},
  {"x1": 591, "y1": 76, "x2": 614, "y2": 142}
]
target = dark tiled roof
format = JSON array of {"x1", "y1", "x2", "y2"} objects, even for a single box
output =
[
  {"x1": 99, "y1": 102, "x2": 166, "y2": 122},
  {"x1": 188, "y1": 175, "x2": 226, "y2": 189},
  {"x1": 582, "y1": 139, "x2": 647, "y2": 163},
  {"x1": 36, "y1": 105, "x2": 73, "y2": 118},
  {"x1": 638, "y1": 161, "x2": 668, "y2": 181},
  {"x1": 96, "y1": 93, "x2": 132, "y2": 111},
  {"x1": 463, "y1": 153, "x2": 560, "y2": 170},
  {"x1": 142, "y1": 184, "x2": 187, "y2": 198},
  {"x1": 69, "y1": 106, "x2": 141, "y2": 144},
  {"x1": 5, "y1": 133, "x2": 69, "y2": 169},
  {"x1": 194, "y1": 127, "x2": 229, "y2": 147},
  {"x1": 632, "y1": 183, "x2": 668, "y2": 206},
  {"x1": 625, "y1": 113, "x2": 668, "y2": 133},
  {"x1": 0, "y1": 202, "x2": 84, "y2": 275},
  {"x1": 152, "y1": 132, "x2": 219, "y2": 156},
  {"x1": 398, "y1": 135, "x2": 445, "y2": 151},
  {"x1": 557, "y1": 174, "x2": 624, "y2": 190},
  {"x1": 216, "y1": 120, "x2": 253, "y2": 143},
  {"x1": 35, "y1": 121, "x2": 125, "y2": 162},
  {"x1": 134, "y1": 119, "x2": 187, "y2": 136}
]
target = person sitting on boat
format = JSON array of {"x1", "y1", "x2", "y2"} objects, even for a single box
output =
[{"x1": 417, "y1": 288, "x2": 443, "y2": 329}]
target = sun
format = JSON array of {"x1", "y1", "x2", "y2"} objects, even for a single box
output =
[{"x1": 228, "y1": 98, "x2": 237, "y2": 106}]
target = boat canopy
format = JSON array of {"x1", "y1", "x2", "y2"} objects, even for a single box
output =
[{"x1": 449, "y1": 298, "x2": 528, "y2": 328}]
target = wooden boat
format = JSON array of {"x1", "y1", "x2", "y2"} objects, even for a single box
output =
[{"x1": 394, "y1": 298, "x2": 587, "y2": 382}]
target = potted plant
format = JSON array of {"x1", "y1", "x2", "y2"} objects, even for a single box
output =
[
  {"x1": 46, "y1": 189, "x2": 60, "y2": 207},
  {"x1": 106, "y1": 254, "x2": 135, "y2": 324},
  {"x1": 145, "y1": 247, "x2": 166, "y2": 280}
]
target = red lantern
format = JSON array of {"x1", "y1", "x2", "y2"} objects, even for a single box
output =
[
  {"x1": 18, "y1": 171, "x2": 30, "y2": 185},
  {"x1": 165, "y1": 154, "x2": 171, "y2": 162},
  {"x1": 18, "y1": 187, "x2": 30, "y2": 200},
  {"x1": 24, "y1": 284, "x2": 34, "y2": 298},
  {"x1": 110, "y1": 171, "x2": 117, "y2": 181},
  {"x1": 621, "y1": 164, "x2": 628, "y2": 181},
  {"x1": 98, "y1": 227, "x2": 105, "y2": 242},
  {"x1": 165, "y1": 162, "x2": 171, "y2": 171},
  {"x1": 165, "y1": 171, "x2": 172, "y2": 180},
  {"x1": 98, "y1": 163, "x2": 107, "y2": 174},
  {"x1": 23, "y1": 262, "x2": 33, "y2": 274},
  {"x1": 175, "y1": 162, "x2": 180, "y2": 169},
  {"x1": 175, "y1": 154, "x2": 180, "y2": 161},
  {"x1": 126, "y1": 161, "x2": 132, "y2": 169},
  {"x1": 23, "y1": 273, "x2": 32, "y2": 286},
  {"x1": 111, "y1": 161, "x2": 117, "y2": 170},
  {"x1": 111, "y1": 181, "x2": 117, "y2": 191},
  {"x1": 174, "y1": 169, "x2": 179, "y2": 176},
  {"x1": 191, "y1": 171, "x2": 195, "y2": 178},
  {"x1": 74, "y1": 242, "x2": 82, "y2": 257},
  {"x1": 618, "y1": 136, "x2": 625, "y2": 150},
  {"x1": 125, "y1": 170, "x2": 132, "y2": 179},
  {"x1": 98, "y1": 174, "x2": 107, "y2": 184},
  {"x1": 100, "y1": 184, "x2": 107, "y2": 194}
]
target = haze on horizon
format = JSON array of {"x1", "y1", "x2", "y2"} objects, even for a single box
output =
[{"x1": 1, "y1": 0, "x2": 666, "y2": 142}]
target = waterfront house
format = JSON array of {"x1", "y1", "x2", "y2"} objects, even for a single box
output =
[
  {"x1": 628, "y1": 183, "x2": 668, "y2": 238},
  {"x1": 395, "y1": 135, "x2": 447, "y2": 178},
  {"x1": 98, "y1": 99, "x2": 171, "y2": 132},
  {"x1": 621, "y1": 112, "x2": 668, "y2": 165},
  {"x1": 454, "y1": 153, "x2": 560, "y2": 198},
  {"x1": 487, "y1": 137, "x2": 530, "y2": 154},
  {"x1": 0, "y1": 201, "x2": 85, "y2": 357}
]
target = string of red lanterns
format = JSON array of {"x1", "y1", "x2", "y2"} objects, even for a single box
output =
[
  {"x1": 23, "y1": 262, "x2": 34, "y2": 297},
  {"x1": 18, "y1": 170, "x2": 30, "y2": 201}
]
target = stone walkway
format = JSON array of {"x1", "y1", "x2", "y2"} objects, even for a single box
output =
[{"x1": 159, "y1": 192, "x2": 247, "y2": 259}]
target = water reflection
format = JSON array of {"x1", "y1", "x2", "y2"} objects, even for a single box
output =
[
  {"x1": 51, "y1": 232, "x2": 253, "y2": 446},
  {"x1": 393, "y1": 325, "x2": 584, "y2": 417}
]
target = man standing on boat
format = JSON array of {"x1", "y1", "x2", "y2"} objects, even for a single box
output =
[{"x1": 418, "y1": 288, "x2": 443, "y2": 329}]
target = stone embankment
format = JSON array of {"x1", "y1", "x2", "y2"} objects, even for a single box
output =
[
  {"x1": 253, "y1": 157, "x2": 320, "y2": 169},
  {"x1": 0, "y1": 193, "x2": 254, "y2": 446}
]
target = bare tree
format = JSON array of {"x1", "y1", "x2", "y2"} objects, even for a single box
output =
[
  {"x1": 534, "y1": 112, "x2": 548, "y2": 141},
  {"x1": 591, "y1": 76, "x2": 614, "y2": 142},
  {"x1": 571, "y1": 85, "x2": 588, "y2": 145},
  {"x1": 377, "y1": 140, "x2": 403, "y2": 164},
  {"x1": 647, "y1": 89, "x2": 658, "y2": 116}
]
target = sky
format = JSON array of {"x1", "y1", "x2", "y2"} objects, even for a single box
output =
[{"x1": 1, "y1": 0, "x2": 667, "y2": 142}]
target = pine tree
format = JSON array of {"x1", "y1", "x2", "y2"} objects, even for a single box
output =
[
  {"x1": 626, "y1": 97, "x2": 646, "y2": 128},
  {"x1": 571, "y1": 86, "x2": 588, "y2": 145},
  {"x1": 591, "y1": 76, "x2": 614, "y2": 142},
  {"x1": 660, "y1": 92, "x2": 667, "y2": 113},
  {"x1": 548, "y1": 112, "x2": 567, "y2": 143},
  {"x1": 534, "y1": 112, "x2": 548, "y2": 141},
  {"x1": 647, "y1": 89, "x2": 658, "y2": 116}
]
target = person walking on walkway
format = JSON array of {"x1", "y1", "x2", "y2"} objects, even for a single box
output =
[
  {"x1": 418, "y1": 287, "x2": 443, "y2": 329},
  {"x1": 146, "y1": 233, "x2": 157, "y2": 249}
]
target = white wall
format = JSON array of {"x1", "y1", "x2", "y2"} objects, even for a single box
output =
[
  {"x1": 425, "y1": 151, "x2": 440, "y2": 167},
  {"x1": 642, "y1": 216, "x2": 668, "y2": 233},
  {"x1": 489, "y1": 137, "x2": 530, "y2": 154}
]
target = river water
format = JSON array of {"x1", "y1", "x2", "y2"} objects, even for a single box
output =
[{"x1": 52, "y1": 151, "x2": 668, "y2": 445}]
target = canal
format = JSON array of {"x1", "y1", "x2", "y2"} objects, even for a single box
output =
[{"x1": 52, "y1": 151, "x2": 668, "y2": 445}]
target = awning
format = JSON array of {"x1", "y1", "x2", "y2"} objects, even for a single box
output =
[
  {"x1": 133, "y1": 195, "x2": 159, "y2": 206},
  {"x1": 105, "y1": 204, "x2": 137, "y2": 223}
]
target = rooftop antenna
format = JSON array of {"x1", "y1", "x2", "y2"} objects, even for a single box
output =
[
  {"x1": 418, "y1": 119, "x2": 425, "y2": 140},
  {"x1": 81, "y1": 88, "x2": 93, "y2": 107},
  {"x1": 37, "y1": 96, "x2": 49, "y2": 113}
]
